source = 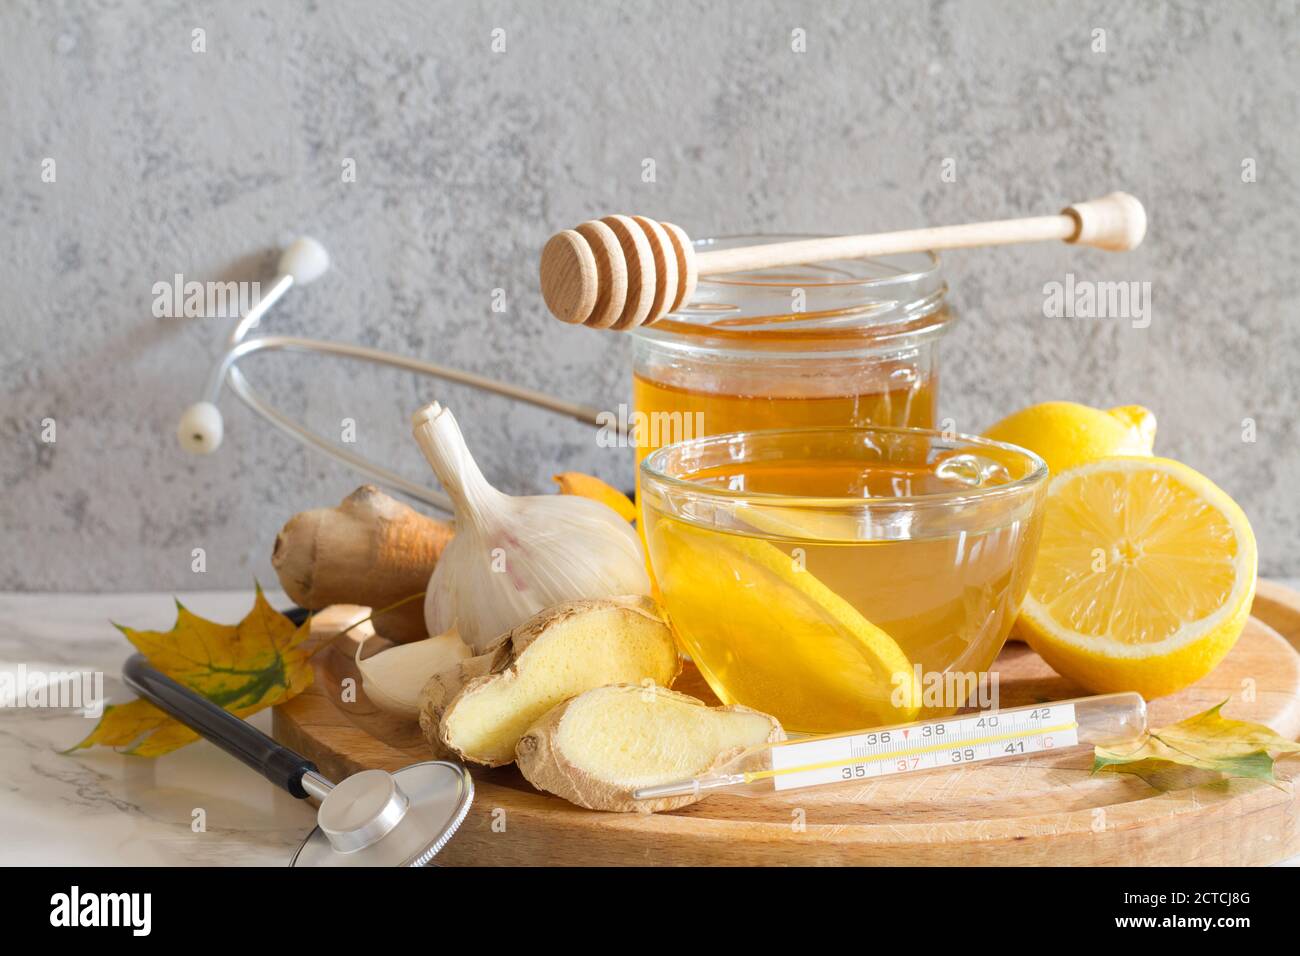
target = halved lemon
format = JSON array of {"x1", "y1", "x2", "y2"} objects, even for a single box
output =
[
  {"x1": 651, "y1": 519, "x2": 918, "y2": 732},
  {"x1": 1016, "y1": 457, "x2": 1256, "y2": 698}
]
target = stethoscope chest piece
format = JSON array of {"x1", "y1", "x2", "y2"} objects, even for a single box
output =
[
  {"x1": 291, "y1": 761, "x2": 474, "y2": 868},
  {"x1": 121, "y1": 654, "x2": 476, "y2": 868}
]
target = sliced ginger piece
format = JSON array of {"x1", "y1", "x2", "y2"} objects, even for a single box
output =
[
  {"x1": 516, "y1": 684, "x2": 784, "y2": 813},
  {"x1": 419, "y1": 596, "x2": 680, "y2": 766}
]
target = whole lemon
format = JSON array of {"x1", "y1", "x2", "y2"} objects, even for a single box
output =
[{"x1": 982, "y1": 401, "x2": 1155, "y2": 475}]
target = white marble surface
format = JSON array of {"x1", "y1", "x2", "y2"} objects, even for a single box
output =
[
  {"x1": 0, "y1": 591, "x2": 309, "y2": 866},
  {"x1": 2, "y1": 586, "x2": 1299, "y2": 867}
]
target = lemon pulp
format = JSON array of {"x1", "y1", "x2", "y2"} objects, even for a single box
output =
[{"x1": 1018, "y1": 457, "x2": 1256, "y2": 698}]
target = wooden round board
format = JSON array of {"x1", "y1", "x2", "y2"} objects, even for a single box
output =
[{"x1": 273, "y1": 581, "x2": 1300, "y2": 866}]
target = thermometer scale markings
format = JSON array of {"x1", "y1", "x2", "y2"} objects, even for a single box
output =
[{"x1": 758, "y1": 703, "x2": 1079, "y2": 791}]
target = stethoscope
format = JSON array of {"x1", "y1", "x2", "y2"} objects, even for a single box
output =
[
  {"x1": 122, "y1": 650, "x2": 471, "y2": 867},
  {"x1": 175, "y1": 236, "x2": 626, "y2": 515},
  {"x1": 156, "y1": 237, "x2": 628, "y2": 864}
]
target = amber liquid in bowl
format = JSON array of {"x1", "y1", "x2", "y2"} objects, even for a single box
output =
[{"x1": 640, "y1": 449, "x2": 1045, "y2": 734}]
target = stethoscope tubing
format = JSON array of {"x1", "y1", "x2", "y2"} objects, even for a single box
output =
[
  {"x1": 121, "y1": 652, "x2": 334, "y2": 801},
  {"x1": 194, "y1": 245, "x2": 627, "y2": 514}
]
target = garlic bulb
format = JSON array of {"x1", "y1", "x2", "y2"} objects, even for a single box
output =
[
  {"x1": 356, "y1": 627, "x2": 473, "y2": 720},
  {"x1": 411, "y1": 402, "x2": 651, "y2": 653}
]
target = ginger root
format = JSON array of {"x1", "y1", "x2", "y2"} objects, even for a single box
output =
[
  {"x1": 419, "y1": 596, "x2": 680, "y2": 767},
  {"x1": 516, "y1": 684, "x2": 784, "y2": 813},
  {"x1": 272, "y1": 485, "x2": 453, "y2": 643}
]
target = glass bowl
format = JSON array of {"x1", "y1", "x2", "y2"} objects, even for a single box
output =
[{"x1": 639, "y1": 425, "x2": 1048, "y2": 733}]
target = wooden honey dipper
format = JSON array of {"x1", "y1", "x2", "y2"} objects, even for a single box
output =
[{"x1": 539, "y1": 192, "x2": 1145, "y2": 330}]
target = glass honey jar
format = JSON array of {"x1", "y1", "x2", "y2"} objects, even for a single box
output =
[{"x1": 630, "y1": 238, "x2": 955, "y2": 476}]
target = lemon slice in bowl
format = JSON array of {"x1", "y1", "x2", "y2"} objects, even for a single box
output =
[
  {"x1": 1016, "y1": 457, "x2": 1256, "y2": 699},
  {"x1": 651, "y1": 519, "x2": 918, "y2": 732},
  {"x1": 730, "y1": 501, "x2": 865, "y2": 542}
]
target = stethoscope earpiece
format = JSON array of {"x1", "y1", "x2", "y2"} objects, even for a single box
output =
[
  {"x1": 277, "y1": 237, "x2": 331, "y2": 286},
  {"x1": 179, "y1": 237, "x2": 626, "y2": 513}
]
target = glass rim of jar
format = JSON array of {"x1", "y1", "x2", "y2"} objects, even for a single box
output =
[
  {"x1": 631, "y1": 236, "x2": 954, "y2": 353},
  {"x1": 640, "y1": 424, "x2": 1048, "y2": 513}
]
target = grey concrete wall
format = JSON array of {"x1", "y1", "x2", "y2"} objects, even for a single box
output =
[{"x1": 2, "y1": 0, "x2": 1297, "y2": 589}]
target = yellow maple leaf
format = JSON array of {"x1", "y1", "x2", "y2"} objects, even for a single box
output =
[
  {"x1": 552, "y1": 471, "x2": 637, "y2": 522},
  {"x1": 69, "y1": 584, "x2": 314, "y2": 757},
  {"x1": 1093, "y1": 699, "x2": 1300, "y2": 788}
]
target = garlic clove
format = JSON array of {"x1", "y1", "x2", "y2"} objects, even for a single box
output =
[
  {"x1": 356, "y1": 626, "x2": 473, "y2": 720},
  {"x1": 412, "y1": 402, "x2": 652, "y2": 653}
]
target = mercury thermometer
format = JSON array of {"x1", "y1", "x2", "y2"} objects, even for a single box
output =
[{"x1": 633, "y1": 692, "x2": 1147, "y2": 802}]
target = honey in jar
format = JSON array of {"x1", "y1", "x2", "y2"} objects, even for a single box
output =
[{"x1": 629, "y1": 240, "x2": 954, "y2": 478}]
